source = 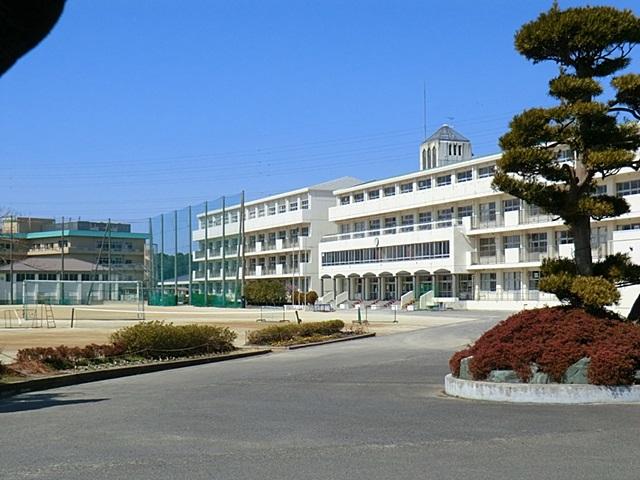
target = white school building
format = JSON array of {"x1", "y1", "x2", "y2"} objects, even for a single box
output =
[{"x1": 317, "y1": 125, "x2": 640, "y2": 313}]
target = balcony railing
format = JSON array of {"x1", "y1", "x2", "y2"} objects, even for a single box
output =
[{"x1": 321, "y1": 219, "x2": 463, "y2": 242}]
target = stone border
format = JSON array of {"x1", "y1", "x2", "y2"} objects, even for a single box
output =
[
  {"x1": 0, "y1": 349, "x2": 271, "y2": 398},
  {"x1": 444, "y1": 374, "x2": 640, "y2": 404},
  {"x1": 285, "y1": 332, "x2": 376, "y2": 350}
]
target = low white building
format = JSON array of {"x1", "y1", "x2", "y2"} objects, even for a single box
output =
[
  {"x1": 318, "y1": 125, "x2": 640, "y2": 312},
  {"x1": 191, "y1": 177, "x2": 361, "y2": 300}
]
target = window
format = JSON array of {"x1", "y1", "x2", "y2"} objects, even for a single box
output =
[
  {"x1": 503, "y1": 235, "x2": 520, "y2": 249},
  {"x1": 267, "y1": 205, "x2": 276, "y2": 216},
  {"x1": 16, "y1": 273, "x2": 36, "y2": 282},
  {"x1": 276, "y1": 204, "x2": 285, "y2": 214},
  {"x1": 400, "y1": 182, "x2": 414, "y2": 193},
  {"x1": 383, "y1": 186, "x2": 396, "y2": 197},
  {"x1": 503, "y1": 199, "x2": 520, "y2": 212},
  {"x1": 478, "y1": 165, "x2": 495, "y2": 178},
  {"x1": 289, "y1": 201, "x2": 298, "y2": 211},
  {"x1": 479, "y1": 238, "x2": 496, "y2": 257},
  {"x1": 368, "y1": 219, "x2": 380, "y2": 235},
  {"x1": 437, "y1": 208, "x2": 453, "y2": 227},
  {"x1": 480, "y1": 273, "x2": 497, "y2": 292},
  {"x1": 528, "y1": 232, "x2": 548, "y2": 253},
  {"x1": 400, "y1": 215, "x2": 414, "y2": 232},
  {"x1": 257, "y1": 206, "x2": 265, "y2": 217},
  {"x1": 557, "y1": 231, "x2": 573, "y2": 244},
  {"x1": 301, "y1": 199, "x2": 309, "y2": 209},
  {"x1": 616, "y1": 180, "x2": 640, "y2": 197},
  {"x1": 277, "y1": 230, "x2": 286, "y2": 240},
  {"x1": 321, "y1": 241, "x2": 450, "y2": 266},
  {"x1": 418, "y1": 178, "x2": 431, "y2": 190},
  {"x1": 248, "y1": 209, "x2": 256, "y2": 219},
  {"x1": 617, "y1": 223, "x2": 640, "y2": 231},
  {"x1": 595, "y1": 185, "x2": 607, "y2": 195},
  {"x1": 368, "y1": 189, "x2": 380, "y2": 200},
  {"x1": 39, "y1": 273, "x2": 57, "y2": 281},
  {"x1": 301, "y1": 226, "x2": 309, "y2": 236},
  {"x1": 384, "y1": 217, "x2": 396, "y2": 235},
  {"x1": 62, "y1": 273, "x2": 78, "y2": 281},
  {"x1": 436, "y1": 175, "x2": 451, "y2": 187},
  {"x1": 457, "y1": 170, "x2": 472, "y2": 183},
  {"x1": 528, "y1": 271, "x2": 540, "y2": 291},
  {"x1": 340, "y1": 196, "x2": 350, "y2": 205},
  {"x1": 418, "y1": 212, "x2": 432, "y2": 230},
  {"x1": 503, "y1": 272, "x2": 522, "y2": 291},
  {"x1": 354, "y1": 221, "x2": 366, "y2": 238},
  {"x1": 354, "y1": 192, "x2": 364, "y2": 203},
  {"x1": 479, "y1": 202, "x2": 496, "y2": 222},
  {"x1": 457, "y1": 205, "x2": 473, "y2": 218}
]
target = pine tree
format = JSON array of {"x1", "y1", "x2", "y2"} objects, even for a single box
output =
[{"x1": 493, "y1": 4, "x2": 640, "y2": 316}]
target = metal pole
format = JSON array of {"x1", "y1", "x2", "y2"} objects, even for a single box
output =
[
  {"x1": 188, "y1": 205, "x2": 193, "y2": 305},
  {"x1": 240, "y1": 191, "x2": 246, "y2": 308},
  {"x1": 148, "y1": 217, "x2": 153, "y2": 301},
  {"x1": 222, "y1": 195, "x2": 226, "y2": 307},
  {"x1": 204, "y1": 201, "x2": 208, "y2": 307},
  {"x1": 107, "y1": 218, "x2": 112, "y2": 300},
  {"x1": 60, "y1": 216, "x2": 65, "y2": 304},
  {"x1": 9, "y1": 215, "x2": 14, "y2": 305},
  {"x1": 174, "y1": 209, "x2": 178, "y2": 301},
  {"x1": 160, "y1": 214, "x2": 164, "y2": 300}
]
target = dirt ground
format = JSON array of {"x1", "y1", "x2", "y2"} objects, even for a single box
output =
[{"x1": 0, "y1": 303, "x2": 482, "y2": 360}]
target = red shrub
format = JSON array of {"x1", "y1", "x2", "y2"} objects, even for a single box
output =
[
  {"x1": 449, "y1": 307, "x2": 640, "y2": 385},
  {"x1": 16, "y1": 343, "x2": 125, "y2": 370}
]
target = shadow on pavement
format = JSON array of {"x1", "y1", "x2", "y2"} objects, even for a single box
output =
[{"x1": 0, "y1": 393, "x2": 107, "y2": 413}]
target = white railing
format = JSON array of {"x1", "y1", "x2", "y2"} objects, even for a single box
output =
[
  {"x1": 400, "y1": 290, "x2": 414, "y2": 309},
  {"x1": 418, "y1": 290, "x2": 435, "y2": 310},
  {"x1": 321, "y1": 219, "x2": 463, "y2": 242},
  {"x1": 334, "y1": 291, "x2": 348, "y2": 307},
  {"x1": 319, "y1": 291, "x2": 334, "y2": 304}
]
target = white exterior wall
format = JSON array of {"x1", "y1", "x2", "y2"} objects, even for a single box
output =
[
  {"x1": 191, "y1": 178, "x2": 360, "y2": 297},
  {"x1": 319, "y1": 151, "x2": 640, "y2": 313}
]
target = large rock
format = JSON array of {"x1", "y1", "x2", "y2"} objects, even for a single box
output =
[
  {"x1": 458, "y1": 356, "x2": 473, "y2": 380},
  {"x1": 529, "y1": 363, "x2": 551, "y2": 384},
  {"x1": 563, "y1": 357, "x2": 590, "y2": 384},
  {"x1": 487, "y1": 370, "x2": 521, "y2": 383}
]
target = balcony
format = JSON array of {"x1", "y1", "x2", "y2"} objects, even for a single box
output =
[{"x1": 321, "y1": 219, "x2": 463, "y2": 243}]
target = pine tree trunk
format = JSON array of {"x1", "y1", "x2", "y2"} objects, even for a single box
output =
[{"x1": 571, "y1": 216, "x2": 593, "y2": 276}]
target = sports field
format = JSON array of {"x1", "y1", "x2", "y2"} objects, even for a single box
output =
[{"x1": 0, "y1": 304, "x2": 494, "y2": 360}]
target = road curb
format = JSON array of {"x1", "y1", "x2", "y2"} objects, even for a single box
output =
[
  {"x1": 284, "y1": 332, "x2": 376, "y2": 350},
  {"x1": 444, "y1": 374, "x2": 640, "y2": 404},
  {"x1": 0, "y1": 349, "x2": 272, "y2": 398}
]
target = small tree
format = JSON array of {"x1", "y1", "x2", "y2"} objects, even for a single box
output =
[
  {"x1": 244, "y1": 279, "x2": 287, "y2": 306},
  {"x1": 493, "y1": 4, "x2": 640, "y2": 316}
]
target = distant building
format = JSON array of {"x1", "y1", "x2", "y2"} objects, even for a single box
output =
[{"x1": 0, "y1": 217, "x2": 147, "y2": 303}]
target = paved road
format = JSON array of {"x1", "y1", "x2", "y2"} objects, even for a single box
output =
[{"x1": 2, "y1": 313, "x2": 639, "y2": 479}]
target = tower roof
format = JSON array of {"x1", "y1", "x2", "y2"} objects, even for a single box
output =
[{"x1": 425, "y1": 124, "x2": 469, "y2": 143}]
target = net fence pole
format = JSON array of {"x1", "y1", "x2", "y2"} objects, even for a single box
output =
[
  {"x1": 174, "y1": 209, "x2": 178, "y2": 300},
  {"x1": 234, "y1": 192, "x2": 243, "y2": 306},
  {"x1": 160, "y1": 213, "x2": 165, "y2": 299},
  {"x1": 60, "y1": 216, "x2": 65, "y2": 304},
  {"x1": 9, "y1": 215, "x2": 14, "y2": 305},
  {"x1": 222, "y1": 195, "x2": 226, "y2": 307},
  {"x1": 148, "y1": 217, "x2": 154, "y2": 301},
  {"x1": 204, "y1": 201, "x2": 209, "y2": 307},
  {"x1": 240, "y1": 191, "x2": 246, "y2": 308},
  {"x1": 188, "y1": 205, "x2": 193, "y2": 305}
]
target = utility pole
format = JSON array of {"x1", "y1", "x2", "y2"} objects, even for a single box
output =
[
  {"x1": 188, "y1": 205, "x2": 193, "y2": 305},
  {"x1": 160, "y1": 214, "x2": 164, "y2": 300},
  {"x1": 240, "y1": 191, "x2": 246, "y2": 307},
  {"x1": 204, "y1": 201, "x2": 208, "y2": 307},
  {"x1": 174, "y1": 209, "x2": 178, "y2": 302}
]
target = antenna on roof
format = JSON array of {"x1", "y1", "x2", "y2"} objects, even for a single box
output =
[{"x1": 423, "y1": 81, "x2": 427, "y2": 140}]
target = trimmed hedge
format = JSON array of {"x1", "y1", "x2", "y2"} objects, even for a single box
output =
[
  {"x1": 111, "y1": 321, "x2": 237, "y2": 358},
  {"x1": 449, "y1": 307, "x2": 640, "y2": 386},
  {"x1": 16, "y1": 343, "x2": 126, "y2": 370},
  {"x1": 247, "y1": 320, "x2": 345, "y2": 345}
]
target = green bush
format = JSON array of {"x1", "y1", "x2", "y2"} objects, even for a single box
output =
[
  {"x1": 245, "y1": 279, "x2": 287, "y2": 306},
  {"x1": 110, "y1": 321, "x2": 237, "y2": 358},
  {"x1": 247, "y1": 320, "x2": 345, "y2": 345}
]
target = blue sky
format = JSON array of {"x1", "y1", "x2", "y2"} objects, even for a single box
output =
[{"x1": 1, "y1": 0, "x2": 639, "y2": 229}]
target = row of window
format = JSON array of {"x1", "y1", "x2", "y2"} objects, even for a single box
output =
[
  {"x1": 200, "y1": 199, "x2": 311, "y2": 228},
  {"x1": 479, "y1": 271, "x2": 540, "y2": 292},
  {"x1": 4, "y1": 273, "x2": 107, "y2": 282},
  {"x1": 321, "y1": 241, "x2": 450, "y2": 266},
  {"x1": 338, "y1": 165, "x2": 496, "y2": 205}
]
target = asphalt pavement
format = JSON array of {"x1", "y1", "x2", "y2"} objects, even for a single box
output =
[{"x1": 1, "y1": 312, "x2": 639, "y2": 480}]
